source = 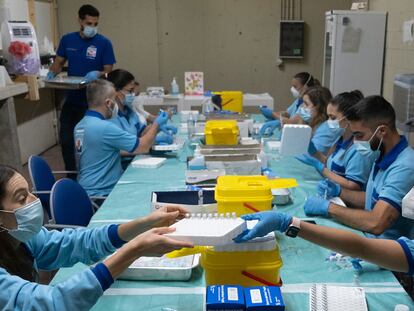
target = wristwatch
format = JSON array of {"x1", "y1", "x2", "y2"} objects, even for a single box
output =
[{"x1": 285, "y1": 217, "x2": 301, "y2": 238}]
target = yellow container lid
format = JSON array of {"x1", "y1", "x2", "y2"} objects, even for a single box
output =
[
  {"x1": 204, "y1": 120, "x2": 239, "y2": 134},
  {"x1": 215, "y1": 176, "x2": 273, "y2": 199}
]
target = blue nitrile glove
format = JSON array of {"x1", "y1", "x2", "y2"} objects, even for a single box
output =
[
  {"x1": 260, "y1": 106, "x2": 274, "y2": 120},
  {"x1": 308, "y1": 140, "x2": 317, "y2": 155},
  {"x1": 259, "y1": 120, "x2": 281, "y2": 136},
  {"x1": 155, "y1": 133, "x2": 173, "y2": 145},
  {"x1": 155, "y1": 111, "x2": 169, "y2": 126},
  {"x1": 295, "y1": 154, "x2": 324, "y2": 174},
  {"x1": 317, "y1": 179, "x2": 341, "y2": 198},
  {"x1": 83, "y1": 70, "x2": 101, "y2": 82},
  {"x1": 46, "y1": 71, "x2": 56, "y2": 80},
  {"x1": 233, "y1": 211, "x2": 292, "y2": 243},
  {"x1": 160, "y1": 124, "x2": 178, "y2": 135},
  {"x1": 304, "y1": 196, "x2": 331, "y2": 216}
]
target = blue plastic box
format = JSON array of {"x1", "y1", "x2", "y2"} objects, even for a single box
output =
[
  {"x1": 244, "y1": 286, "x2": 285, "y2": 311},
  {"x1": 206, "y1": 285, "x2": 245, "y2": 311}
]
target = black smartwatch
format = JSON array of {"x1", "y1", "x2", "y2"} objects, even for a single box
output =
[{"x1": 285, "y1": 217, "x2": 301, "y2": 238}]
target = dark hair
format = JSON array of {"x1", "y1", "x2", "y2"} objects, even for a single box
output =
[
  {"x1": 294, "y1": 72, "x2": 320, "y2": 88},
  {"x1": 78, "y1": 4, "x2": 100, "y2": 20},
  {"x1": 303, "y1": 86, "x2": 332, "y2": 129},
  {"x1": 0, "y1": 164, "x2": 37, "y2": 282},
  {"x1": 106, "y1": 69, "x2": 135, "y2": 91},
  {"x1": 330, "y1": 90, "x2": 364, "y2": 116},
  {"x1": 346, "y1": 95, "x2": 396, "y2": 130}
]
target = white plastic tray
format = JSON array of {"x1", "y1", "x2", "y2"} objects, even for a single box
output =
[
  {"x1": 118, "y1": 254, "x2": 200, "y2": 281},
  {"x1": 152, "y1": 137, "x2": 185, "y2": 151}
]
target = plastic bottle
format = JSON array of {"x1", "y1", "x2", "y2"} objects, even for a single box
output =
[
  {"x1": 171, "y1": 77, "x2": 179, "y2": 95},
  {"x1": 187, "y1": 112, "x2": 195, "y2": 139},
  {"x1": 201, "y1": 97, "x2": 213, "y2": 116}
]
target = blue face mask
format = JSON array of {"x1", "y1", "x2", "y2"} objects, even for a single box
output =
[
  {"x1": 0, "y1": 198, "x2": 44, "y2": 242},
  {"x1": 327, "y1": 119, "x2": 346, "y2": 136},
  {"x1": 298, "y1": 107, "x2": 312, "y2": 122},
  {"x1": 83, "y1": 26, "x2": 98, "y2": 38},
  {"x1": 123, "y1": 93, "x2": 135, "y2": 109},
  {"x1": 354, "y1": 127, "x2": 382, "y2": 158}
]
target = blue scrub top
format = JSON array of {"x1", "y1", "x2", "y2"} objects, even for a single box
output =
[
  {"x1": 0, "y1": 225, "x2": 125, "y2": 310},
  {"x1": 326, "y1": 136, "x2": 376, "y2": 189},
  {"x1": 74, "y1": 110, "x2": 139, "y2": 196},
  {"x1": 365, "y1": 136, "x2": 414, "y2": 240},
  {"x1": 56, "y1": 32, "x2": 116, "y2": 107},
  {"x1": 311, "y1": 121, "x2": 343, "y2": 155},
  {"x1": 109, "y1": 106, "x2": 146, "y2": 137},
  {"x1": 286, "y1": 98, "x2": 303, "y2": 117},
  {"x1": 397, "y1": 237, "x2": 414, "y2": 275}
]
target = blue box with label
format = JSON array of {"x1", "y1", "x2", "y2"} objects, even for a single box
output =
[
  {"x1": 244, "y1": 286, "x2": 285, "y2": 311},
  {"x1": 206, "y1": 285, "x2": 245, "y2": 311}
]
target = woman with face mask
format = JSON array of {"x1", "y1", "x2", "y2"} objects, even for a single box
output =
[
  {"x1": 296, "y1": 91, "x2": 377, "y2": 191},
  {"x1": 259, "y1": 72, "x2": 320, "y2": 135},
  {"x1": 0, "y1": 165, "x2": 193, "y2": 310},
  {"x1": 106, "y1": 69, "x2": 176, "y2": 168}
]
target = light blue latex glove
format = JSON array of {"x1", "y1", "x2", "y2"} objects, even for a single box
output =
[
  {"x1": 317, "y1": 179, "x2": 341, "y2": 198},
  {"x1": 155, "y1": 133, "x2": 173, "y2": 145},
  {"x1": 155, "y1": 111, "x2": 169, "y2": 126},
  {"x1": 160, "y1": 124, "x2": 178, "y2": 135},
  {"x1": 259, "y1": 106, "x2": 274, "y2": 120},
  {"x1": 46, "y1": 71, "x2": 56, "y2": 80},
  {"x1": 308, "y1": 140, "x2": 317, "y2": 155},
  {"x1": 295, "y1": 154, "x2": 324, "y2": 174},
  {"x1": 304, "y1": 196, "x2": 331, "y2": 216},
  {"x1": 83, "y1": 70, "x2": 101, "y2": 82},
  {"x1": 259, "y1": 120, "x2": 281, "y2": 136},
  {"x1": 233, "y1": 211, "x2": 292, "y2": 243}
]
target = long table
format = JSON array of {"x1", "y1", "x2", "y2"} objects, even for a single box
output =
[{"x1": 51, "y1": 119, "x2": 414, "y2": 310}]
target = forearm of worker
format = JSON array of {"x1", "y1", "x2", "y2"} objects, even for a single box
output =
[
  {"x1": 117, "y1": 217, "x2": 153, "y2": 242},
  {"x1": 298, "y1": 221, "x2": 408, "y2": 273},
  {"x1": 339, "y1": 188, "x2": 366, "y2": 208},
  {"x1": 313, "y1": 151, "x2": 327, "y2": 164},
  {"x1": 328, "y1": 200, "x2": 399, "y2": 235},
  {"x1": 281, "y1": 115, "x2": 304, "y2": 125},
  {"x1": 49, "y1": 56, "x2": 66, "y2": 74},
  {"x1": 102, "y1": 242, "x2": 140, "y2": 278},
  {"x1": 131, "y1": 123, "x2": 159, "y2": 154},
  {"x1": 102, "y1": 64, "x2": 113, "y2": 75},
  {"x1": 322, "y1": 169, "x2": 361, "y2": 191}
]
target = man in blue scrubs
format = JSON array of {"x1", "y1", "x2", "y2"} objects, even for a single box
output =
[
  {"x1": 48, "y1": 5, "x2": 116, "y2": 179},
  {"x1": 74, "y1": 80, "x2": 168, "y2": 197},
  {"x1": 304, "y1": 96, "x2": 414, "y2": 240}
]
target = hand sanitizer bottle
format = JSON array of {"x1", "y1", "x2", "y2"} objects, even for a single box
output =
[{"x1": 171, "y1": 77, "x2": 179, "y2": 95}]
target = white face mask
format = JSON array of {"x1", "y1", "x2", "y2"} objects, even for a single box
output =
[
  {"x1": 290, "y1": 86, "x2": 300, "y2": 99},
  {"x1": 107, "y1": 99, "x2": 119, "y2": 119},
  {"x1": 0, "y1": 198, "x2": 44, "y2": 242},
  {"x1": 402, "y1": 187, "x2": 414, "y2": 220},
  {"x1": 83, "y1": 25, "x2": 98, "y2": 38},
  {"x1": 354, "y1": 126, "x2": 382, "y2": 158}
]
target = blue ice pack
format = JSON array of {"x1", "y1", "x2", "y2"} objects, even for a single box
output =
[
  {"x1": 244, "y1": 286, "x2": 285, "y2": 311},
  {"x1": 206, "y1": 285, "x2": 245, "y2": 311}
]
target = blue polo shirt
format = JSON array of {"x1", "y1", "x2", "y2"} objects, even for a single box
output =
[
  {"x1": 74, "y1": 110, "x2": 139, "y2": 196},
  {"x1": 109, "y1": 106, "x2": 146, "y2": 137},
  {"x1": 365, "y1": 136, "x2": 414, "y2": 240},
  {"x1": 397, "y1": 237, "x2": 414, "y2": 275},
  {"x1": 286, "y1": 98, "x2": 303, "y2": 117},
  {"x1": 311, "y1": 121, "x2": 343, "y2": 155},
  {"x1": 326, "y1": 136, "x2": 376, "y2": 189},
  {"x1": 56, "y1": 32, "x2": 116, "y2": 107}
]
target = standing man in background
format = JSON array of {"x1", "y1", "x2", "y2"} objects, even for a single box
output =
[{"x1": 48, "y1": 4, "x2": 116, "y2": 179}]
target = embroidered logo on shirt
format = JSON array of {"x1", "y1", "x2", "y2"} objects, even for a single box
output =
[{"x1": 86, "y1": 46, "x2": 97, "y2": 59}]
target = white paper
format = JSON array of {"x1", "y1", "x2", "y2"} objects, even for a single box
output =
[{"x1": 403, "y1": 19, "x2": 414, "y2": 44}]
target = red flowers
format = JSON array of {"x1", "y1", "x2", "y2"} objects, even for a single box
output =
[{"x1": 8, "y1": 41, "x2": 32, "y2": 59}]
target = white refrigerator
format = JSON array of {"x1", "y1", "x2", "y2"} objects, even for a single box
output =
[{"x1": 322, "y1": 10, "x2": 387, "y2": 96}]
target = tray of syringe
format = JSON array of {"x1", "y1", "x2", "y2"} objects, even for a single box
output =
[
  {"x1": 44, "y1": 75, "x2": 88, "y2": 90},
  {"x1": 165, "y1": 212, "x2": 247, "y2": 246},
  {"x1": 118, "y1": 254, "x2": 200, "y2": 281}
]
